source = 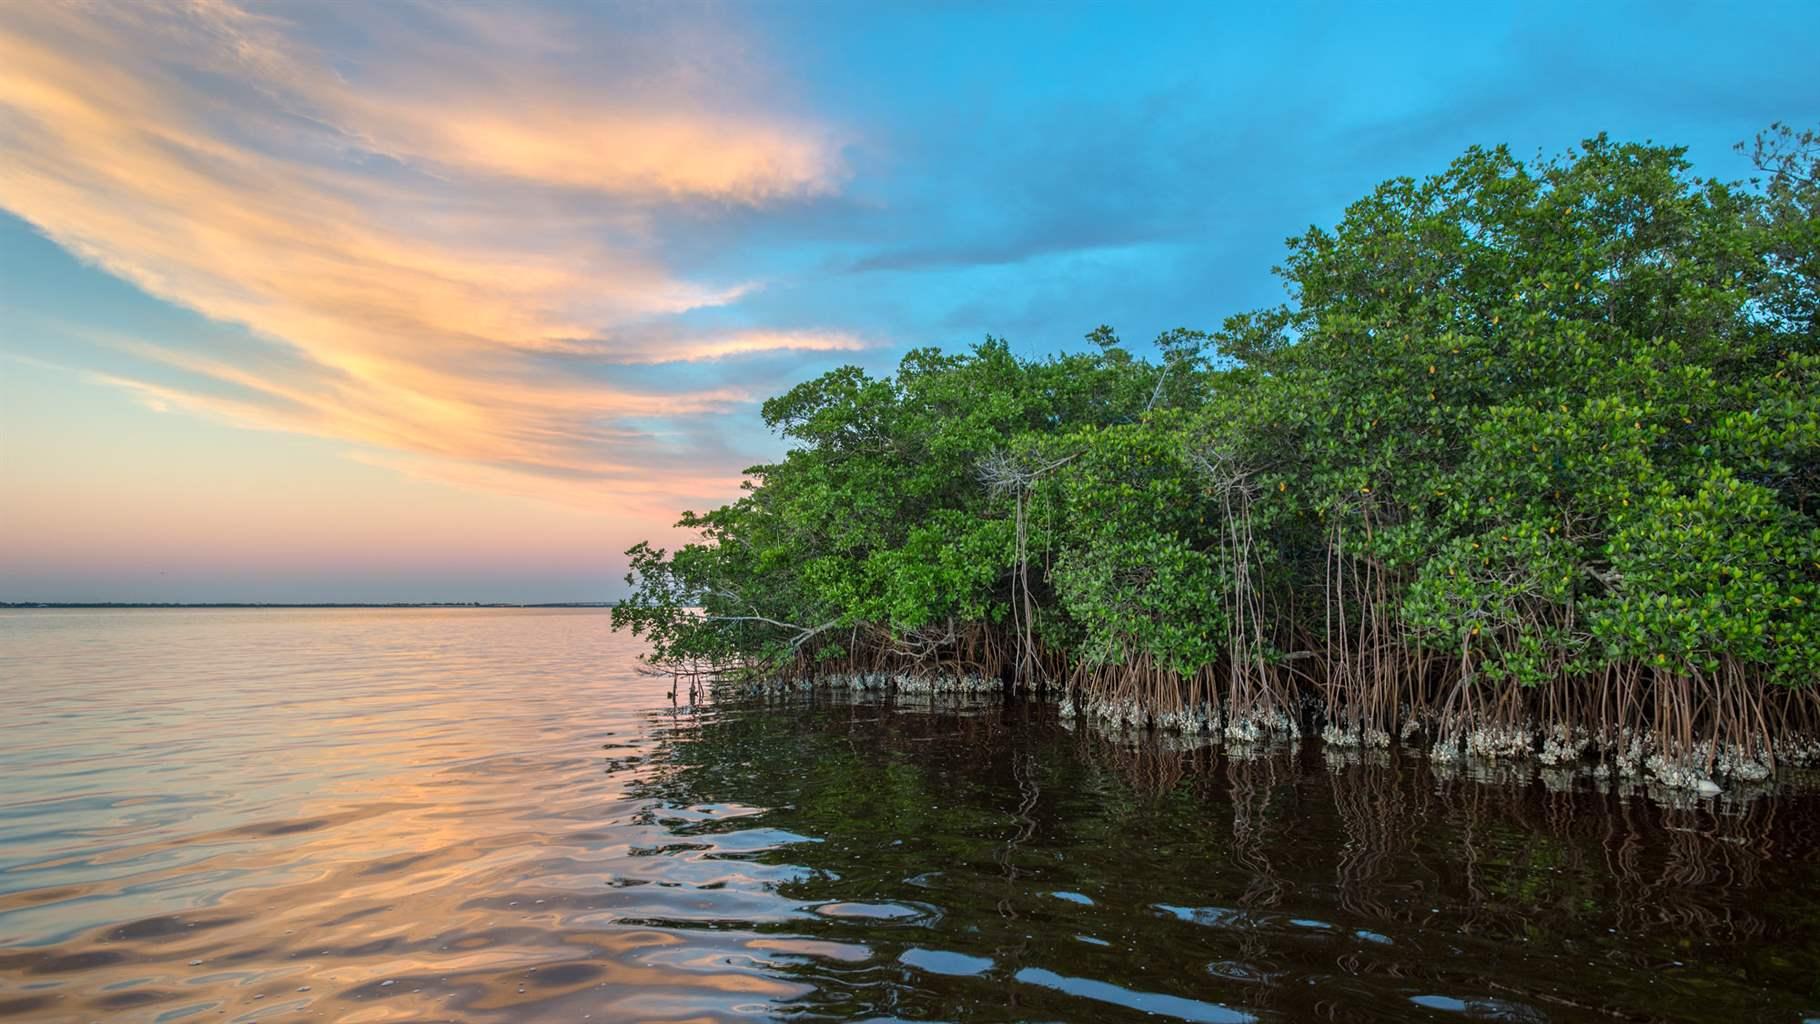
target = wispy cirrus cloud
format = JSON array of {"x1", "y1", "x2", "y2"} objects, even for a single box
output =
[
  {"x1": 590, "y1": 329, "x2": 869, "y2": 366},
  {"x1": 0, "y1": 0, "x2": 851, "y2": 501}
]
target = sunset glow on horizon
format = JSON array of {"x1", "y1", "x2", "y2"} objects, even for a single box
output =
[{"x1": 4, "y1": 1, "x2": 1818, "y2": 602}]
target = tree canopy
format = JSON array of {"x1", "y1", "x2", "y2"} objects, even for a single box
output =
[{"x1": 614, "y1": 129, "x2": 1820, "y2": 784}]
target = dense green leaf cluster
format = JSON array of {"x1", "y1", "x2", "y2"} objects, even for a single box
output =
[{"x1": 614, "y1": 130, "x2": 1819, "y2": 759}]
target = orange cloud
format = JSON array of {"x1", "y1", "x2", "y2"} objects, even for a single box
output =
[{"x1": 0, "y1": 1, "x2": 850, "y2": 501}]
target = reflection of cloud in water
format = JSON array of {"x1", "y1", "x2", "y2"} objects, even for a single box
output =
[
  {"x1": 1014, "y1": 966, "x2": 1255, "y2": 1023},
  {"x1": 5, "y1": 612, "x2": 1820, "y2": 1022}
]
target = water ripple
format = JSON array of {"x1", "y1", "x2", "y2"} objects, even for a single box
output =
[{"x1": 3, "y1": 608, "x2": 1819, "y2": 1022}]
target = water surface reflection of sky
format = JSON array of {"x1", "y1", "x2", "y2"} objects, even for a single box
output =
[{"x1": 2, "y1": 608, "x2": 1819, "y2": 1022}]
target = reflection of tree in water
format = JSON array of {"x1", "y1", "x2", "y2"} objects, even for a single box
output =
[
  {"x1": 1325, "y1": 749, "x2": 1424, "y2": 922},
  {"x1": 626, "y1": 696, "x2": 1092, "y2": 1020},
  {"x1": 1224, "y1": 751, "x2": 1286, "y2": 911},
  {"x1": 995, "y1": 746, "x2": 1039, "y2": 920},
  {"x1": 1598, "y1": 792, "x2": 1776, "y2": 942},
  {"x1": 1411, "y1": 760, "x2": 1806, "y2": 949},
  {"x1": 625, "y1": 694, "x2": 1820, "y2": 1022},
  {"x1": 1223, "y1": 751, "x2": 1292, "y2": 1021}
]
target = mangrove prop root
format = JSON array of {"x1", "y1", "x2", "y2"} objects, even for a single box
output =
[{"x1": 678, "y1": 625, "x2": 1820, "y2": 791}]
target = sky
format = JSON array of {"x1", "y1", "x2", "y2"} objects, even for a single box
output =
[{"x1": 2, "y1": 2, "x2": 1818, "y2": 603}]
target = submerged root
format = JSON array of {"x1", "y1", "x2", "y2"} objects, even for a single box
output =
[
  {"x1": 892, "y1": 672, "x2": 999, "y2": 697},
  {"x1": 1076, "y1": 694, "x2": 1145, "y2": 730},
  {"x1": 1780, "y1": 734, "x2": 1820, "y2": 769},
  {"x1": 1465, "y1": 723, "x2": 1534, "y2": 760},
  {"x1": 1607, "y1": 728, "x2": 1650, "y2": 778},
  {"x1": 1225, "y1": 707, "x2": 1300, "y2": 745},
  {"x1": 735, "y1": 669, "x2": 1006, "y2": 700},
  {"x1": 1640, "y1": 741, "x2": 1771, "y2": 792},
  {"x1": 709, "y1": 645, "x2": 1820, "y2": 786},
  {"x1": 1320, "y1": 721, "x2": 1391, "y2": 749},
  {"x1": 1154, "y1": 706, "x2": 1217, "y2": 735},
  {"x1": 1538, "y1": 724, "x2": 1593, "y2": 767},
  {"x1": 1642, "y1": 754, "x2": 1723, "y2": 795}
]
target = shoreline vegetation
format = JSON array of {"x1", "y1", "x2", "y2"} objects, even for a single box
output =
[
  {"x1": 0, "y1": 602, "x2": 615, "y2": 609},
  {"x1": 614, "y1": 128, "x2": 1820, "y2": 791}
]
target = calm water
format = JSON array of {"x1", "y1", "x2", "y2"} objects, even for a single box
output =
[{"x1": 2, "y1": 609, "x2": 1819, "y2": 1023}]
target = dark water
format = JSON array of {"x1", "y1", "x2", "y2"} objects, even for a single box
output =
[{"x1": 3, "y1": 610, "x2": 1819, "y2": 1023}]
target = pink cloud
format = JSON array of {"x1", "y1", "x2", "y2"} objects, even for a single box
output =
[{"x1": 0, "y1": 1, "x2": 851, "y2": 504}]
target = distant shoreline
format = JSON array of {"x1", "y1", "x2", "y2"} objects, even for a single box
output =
[{"x1": 1, "y1": 602, "x2": 617, "y2": 609}]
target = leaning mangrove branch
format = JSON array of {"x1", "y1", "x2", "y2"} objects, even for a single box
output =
[{"x1": 613, "y1": 128, "x2": 1820, "y2": 788}]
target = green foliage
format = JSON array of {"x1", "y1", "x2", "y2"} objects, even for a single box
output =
[
  {"x1": 1048, "y1": 416, "x2": 1230, "y2": 673},
  {"x1": 615, "y1": 127, "x2": 1820, "y2": 720}
]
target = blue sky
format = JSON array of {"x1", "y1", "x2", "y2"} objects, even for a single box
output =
[{"x1": 2, "y1": 1, "x2": 1817, "y2": 601}]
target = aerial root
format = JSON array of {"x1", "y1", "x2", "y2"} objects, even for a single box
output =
[{"x1": 702, "y1": 640, "x2": 1814, "y2": 789}]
